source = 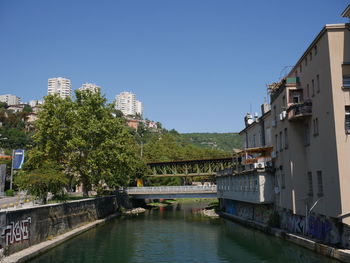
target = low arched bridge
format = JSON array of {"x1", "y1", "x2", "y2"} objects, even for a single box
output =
[{"x1": 126, "y1": 185, "x2": 217, "y2": 199}]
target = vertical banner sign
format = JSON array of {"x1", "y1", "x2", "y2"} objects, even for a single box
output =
[
  {"x1": 12, "y1": 149, "x2": 25, "y2": 170},
  {"x1": 0, "y1": 164, "x2": 6, "y2": 196}
]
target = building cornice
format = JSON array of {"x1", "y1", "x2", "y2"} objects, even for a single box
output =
[{"x1": 287, "y1": 24, "x2": 348, "y2": 78}]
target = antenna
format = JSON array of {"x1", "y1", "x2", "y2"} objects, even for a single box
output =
[{"x1": 278, "y1": 66, "x2": 294, "y2": 80}]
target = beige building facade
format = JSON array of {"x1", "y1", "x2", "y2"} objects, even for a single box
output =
[
  {"x1": 218, "y1": 8, "x2": 350, "y2": 247},
  {"x1": 268, "y1": 23, "x2": 350, "y2": 224}
]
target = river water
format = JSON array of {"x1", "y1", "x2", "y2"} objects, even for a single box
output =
[{"x1": 28, "y1": 200, "x2": 337, "y2": 263}]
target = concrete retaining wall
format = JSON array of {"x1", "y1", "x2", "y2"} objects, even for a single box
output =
[
  {"x1": 221, "y1": 198, "x2": 273, "y2": 224},
  {"x1": 220, "y1": 198, "x2": 350, "y2": 248},
  {"x1": 220, "y1": 212, "x2": 350, "y2": 263},
  {"x1": 0, "y1": 196, "x2": 118, "y2": 256}
]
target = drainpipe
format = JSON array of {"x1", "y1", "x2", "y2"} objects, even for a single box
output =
[{"x1": 305, "y1": 198, "x2": 322, "y2": 235}]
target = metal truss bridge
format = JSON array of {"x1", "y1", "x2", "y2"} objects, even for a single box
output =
[
  {"x1": 146, "y1": 157, "x2": 234, "y2": 177},
  {"x1": 126, "y1": 185, "x2": 217, "y2": 199}
]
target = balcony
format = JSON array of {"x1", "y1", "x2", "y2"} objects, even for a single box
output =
[{"x1": 287, "y1": 101, "x2": 312, "y2": 121}]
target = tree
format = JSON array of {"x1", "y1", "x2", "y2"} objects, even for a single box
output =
[
  {"x1": 15, "y1": 162, "x2": 68, "y2": 203},
  {"x1": 0, "y1": 102, "x2": 7, "y2": 109},
  {"x1": 26, "y1": 91, "x2": 145, "y2": 196}
]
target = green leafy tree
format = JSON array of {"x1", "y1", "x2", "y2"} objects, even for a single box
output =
[
  {"x1": 26, "y1": 91, "x2": 145, "y2": 196},
  {"x1": 0, "y1": 102, "x2": 7, "y2": 109},
  {"x1": 15, "y1": 162, "x2": 68, "y2": 203}
]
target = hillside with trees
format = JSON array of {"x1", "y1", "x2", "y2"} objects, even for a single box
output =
[{"x1": 179, "y1": 133, "x2": 242, "y2": 152}]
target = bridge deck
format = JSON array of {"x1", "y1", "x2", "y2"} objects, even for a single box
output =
[{"x1": 126, "y1": 185, "x2": 217, "y2": 199}]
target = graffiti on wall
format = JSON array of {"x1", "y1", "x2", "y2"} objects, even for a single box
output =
[
  {"x1": 236, "y1": 204, "x2": 253, "y2": 220},
  {"x1": 223, "y1": 199, "x2": 272, "y2": 223},
  {"x1": 284, "y1": 214, "x2": 306, "y2": 234},
  {"x1": 1, "y1": 217, "x2": 31, "y2": 246},
  {"x1": 281, "y1": 213, "x2": 336, "y2": 244},
  {"x1": 308, "y1": 216, "x2": 332, "y2": 241}
]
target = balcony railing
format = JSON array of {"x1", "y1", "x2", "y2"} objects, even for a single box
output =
[{"x1": 287, "y1": 101, "x2": 312, "y2": 121}]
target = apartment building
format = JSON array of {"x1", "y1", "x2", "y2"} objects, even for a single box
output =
[
  {"x1": 0, "y1": 94, "x2": 20, "y2": 106},
  {"x1": 218, "y1": 7, "x2": 350, "y2": 247},
  {"x1": 48, "y1": 77, "x2": 72, "y2": 99},
  {"x1": 268, "y1": 21, "x2": 350, "y2": 223},
  {"x1": 79, "y1": 83, "x2": 100, "y2": 93},
  {"x1": 115, "y1": 91, "x2": 143, "y2": 116}
]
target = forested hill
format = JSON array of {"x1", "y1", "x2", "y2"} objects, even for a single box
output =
[{"x1": 179, "y1": 133, "x2": 242, "y2": 152}]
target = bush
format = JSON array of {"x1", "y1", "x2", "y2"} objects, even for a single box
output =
[{"x1": 5, "y1": 189, "x2": 14, "y2": 197}]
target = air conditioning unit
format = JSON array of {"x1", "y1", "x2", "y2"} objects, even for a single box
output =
[
  {"x1": 282, "y1": 110, "x2": 287, "y2": 119},
  {"x1": 254, "y1": 162, "x2": 265, "y2": 169},
  {"x1": 271, "y1": 120, "x2": 277, "y2": 127},
  {"x1": 279, "y1": 111, "x2": 287, "y2": 121}
]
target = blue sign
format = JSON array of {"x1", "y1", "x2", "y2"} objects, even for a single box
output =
[{"x1": 12, "y1": 149, "x2": 25, "y2": 169}]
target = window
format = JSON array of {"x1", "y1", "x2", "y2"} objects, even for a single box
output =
[
  {"x1": 346, "y1": 106, "x2": 350, "y2": 134},
  {"x1": 314, "y1": 45, "x2": 318, "y2": 55},
  {"x1": 284, "y1": 128, "x2": 288, "y2": 149},
  {"x1": 275, "y1": 134, "x2": 278, "y2": 155},
  {"x1": 317, "y1": 171, "x2": 324, "y2": 197},
  {"x1": 274, "y1": 105, "x2": 277, "y2": 123},
  {"x1": 312, "y1": 79, "x2": 315, "y2": 96},
  {"x1": 305, "y1": 57, "x2": 308, "y2": 67},
  {"x1": 300, "y1": 64, "x2": 302, "y2": 73},
  {"x1": 306, "y1": 84, "x2": 310, "y2": 98},
  {"x1": 310, "y1": 52, "x2": 312, "y2": 61},
  {"x1": 293, "y1": 94, "x2": 300, "y2": 104},
  {"x1": 343, "y1": 64, "x2": 350, "y2": 88},
  {"x1": 305, "y1": 123, "x2": 310, "y2": 146},
  {"x1": 344, "y1": 75, "x2": 350, "y2": 88},
  {"x1": 313, "y1": 118, "x2": 319, "y2": 136},
  {"x1": 279, "y1": 131, "x2": 283, "y2": 152},
  {"x1": 307, "y1": 172, "x2": 313, "y2": 196},
  {"x1": 316, "y1": 75, "x2": 320, "y2": 93},
  {"x1": 281, "y1": 172, "x2": 286, "y2": 189}
]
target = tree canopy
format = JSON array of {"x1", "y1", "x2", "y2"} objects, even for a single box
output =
[{"x1": 25, "y1": 90, "x2": 146, "y2": 196}]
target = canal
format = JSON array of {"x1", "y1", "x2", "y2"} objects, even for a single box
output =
[{"x1": 28, "y1": 200, "x2": 337, "y2": 263}]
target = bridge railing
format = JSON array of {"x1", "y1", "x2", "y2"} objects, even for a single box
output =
[{"x1": 126, "y1": 185, "x2": 217, "y2": 193}]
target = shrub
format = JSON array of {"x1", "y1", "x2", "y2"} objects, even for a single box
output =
[{"x1": 5, "y1": 189, "x2": 14, "y2": 197}]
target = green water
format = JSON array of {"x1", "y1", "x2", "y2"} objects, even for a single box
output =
[{"x1": 28, "y1": 201, "x2": 337, "y2": 263}]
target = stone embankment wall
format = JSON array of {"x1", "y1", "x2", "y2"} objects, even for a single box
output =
[
  {"x1": 220, "y1": 198, "x2": 350, "y2": 249},
  {"x1": 0, "y1": 196, "x2": 118, "y2": 256},
  {"x1": 221, "y1": 199, "x2": 273, "y2": 224}
]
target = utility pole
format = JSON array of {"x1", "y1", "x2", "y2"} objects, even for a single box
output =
[{"x1": 10, "y1": 149, "x2": 14, "y2": 190}]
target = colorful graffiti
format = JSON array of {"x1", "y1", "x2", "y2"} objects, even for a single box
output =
[{"x1": 1, "y1": 217, "x2": 31, "y2": 246}]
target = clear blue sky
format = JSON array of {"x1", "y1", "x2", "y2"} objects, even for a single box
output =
[{"x1": 0, "y1": 0, "x2": 348, "y2": 133}]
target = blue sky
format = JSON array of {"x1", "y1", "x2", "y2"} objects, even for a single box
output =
[{"x1": 0, "y1": 0, "x2": 348, "y2": 132}]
